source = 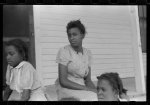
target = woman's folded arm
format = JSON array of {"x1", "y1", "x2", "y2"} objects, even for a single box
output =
[{"x1": 59, "y1": 63, "x2": 88, "y2": 91}]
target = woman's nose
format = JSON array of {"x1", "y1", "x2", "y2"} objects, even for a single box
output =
[
  {"x1": 70, "y1": 35, "x2": 74, "y2": 40},
  {"x1": 98, "y1": 89, "x2": 103, "y2": 94}
]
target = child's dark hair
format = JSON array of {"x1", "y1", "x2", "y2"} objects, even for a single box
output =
[
  {"x1": 66, "y1": 20, "x2": 86, "y2": 38},
  {"x1": 5, "y1": 39, "x2": 28, "y2": 61},
  {"x1": 97, "y1": 72, "x2": 127, "y2": 98}
]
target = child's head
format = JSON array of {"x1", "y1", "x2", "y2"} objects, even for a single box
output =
[
  {"x1": 5, "y1": 39, "x2": 28, "y2": 67},
  {"x1": 97, "y1": 72, "x2": 127, "y2": 101}
]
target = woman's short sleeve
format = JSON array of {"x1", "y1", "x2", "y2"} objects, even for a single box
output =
[
  {"x1": 19, "y1": 63, "x2": 34, "y2": 90},
  {"x1": 88, "y1": 50, "x2": 93, "y2": 67},
  {"x1": 56, "y1": 47, "x2": 70, "y2": 66}
]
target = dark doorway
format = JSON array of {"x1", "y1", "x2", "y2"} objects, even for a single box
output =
[{"x1": 3, "y1": 5, "x2": 35, "y2": 89}]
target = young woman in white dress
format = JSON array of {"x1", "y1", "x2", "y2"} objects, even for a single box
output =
[{"x1": 55, "y1": 20, "x2": 98, "y2": 101}]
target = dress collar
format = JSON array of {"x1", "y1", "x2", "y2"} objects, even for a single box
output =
[
  {"x1": 9, "y1": 61, "x2": 27, "y2": 69},
  {"x1": 69, "y1": 44, "x2": 84, "y2": 55}
]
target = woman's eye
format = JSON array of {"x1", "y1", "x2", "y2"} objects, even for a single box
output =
[
  {"x1": 73, "y1": 33, "x2": 77, "y2": 36},
  {"x1": 68, "y1": 34, "x2": 71, "y2": 37},
  {"x1": 102, "y1": 88, "x2": 105, "y2": 92},
  {"x1": 9, "y1": 52, "x2": 14, "y2": 56}
]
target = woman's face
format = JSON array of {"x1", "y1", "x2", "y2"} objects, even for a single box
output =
[
  {"x1": 67, "y1": 27, "x2": 84, "y2": 47},
  {"x1": 97, "y1": 79, "x2": 118, "y2": 101},
  {"x1": 5, "y1": 45, "x2": 23, "y2": 67}
]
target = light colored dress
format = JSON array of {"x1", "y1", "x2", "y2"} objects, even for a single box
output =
[
  {"x1": 119, "y1": 98, "x2": 128, "y2": 101},
  {"x1": 55, "y1": 45, "x2": 98, "y2": 101},
  {"x1": 6, "y1": 61, "x2": 47, "y2": 101}
]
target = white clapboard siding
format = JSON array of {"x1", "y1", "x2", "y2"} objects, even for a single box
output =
[
  {"x1": 142, "y1": 53, "x2": 147, "y2": 76},
  {"x1": 92, "y1": 67, "x2": 135, "y2": 78},
  {"x1": 33, "y1": 6, "x2": 145, "y2": 87}
]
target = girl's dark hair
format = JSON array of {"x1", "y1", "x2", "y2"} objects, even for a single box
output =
[
  {"x1": 97, "y1": 72, "x2": 127, "y2": 97},
  {"x1": 5, "y1": 39, "x2": 28, "y2": 61},
  {"x1": 66, "y1": 20, "x2": 86, "y2": 38}
]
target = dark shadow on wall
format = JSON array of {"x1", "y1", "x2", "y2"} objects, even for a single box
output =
[{"x1": 138, "y1": 5, "x2": 146, "y2": 53}]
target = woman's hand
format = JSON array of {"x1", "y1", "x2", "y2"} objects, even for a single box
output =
[
  {"x1": 3, "y1": 86, "x2": 12, "y2": 101},
  {"x1": 20, "y1": 89, "x2": 30, "y2": 101},
  {"x1": 120, "y1": 93, "x2": 130, "y2": 101}
]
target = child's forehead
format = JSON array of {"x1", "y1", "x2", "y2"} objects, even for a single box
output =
[
  {"x1": 5, "y1": 45, "x2": 18, "y2": 51},
  {"x1": 97, "y1": 80, "x2": 114, "y2": 90},
  {"x1": 98, "y1": 79, "x2": 111, "y2": 86}
]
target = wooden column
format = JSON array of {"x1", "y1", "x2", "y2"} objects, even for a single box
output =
[{"x1": 130, "y1": 6, "x2": 146, "y2": 93}]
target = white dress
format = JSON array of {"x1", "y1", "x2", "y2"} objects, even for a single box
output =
[
  {"x1": 55, "y1": 45, "x2": 98, "y2": 101},
  {"x1": 6, "y1": 61, "x2": 47, "y2": 101}
]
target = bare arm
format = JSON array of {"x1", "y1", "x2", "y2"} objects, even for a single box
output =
[
  {"x1": 3, "y1": 85, "x2": 12, "y2": 101},
  {"x1": 59, "y1": 63, "x2": 88, "y2": 90},
  {"x1": 84, "y1": 67, "x2": 97, "y2": 93},
  {"x1": 20, "y1": 89, "x2": 30, "y2": 101},
  {"x1": 120, "y1": 93, "x2": 130, "y2": 101}
]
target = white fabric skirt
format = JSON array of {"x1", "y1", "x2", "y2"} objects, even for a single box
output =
[
  {"x1": 55, "y1": 79, "x2": 98, "y2": 101},
  {"x1": 8, "y1": 88, "x2": 47, "y2": 101}
]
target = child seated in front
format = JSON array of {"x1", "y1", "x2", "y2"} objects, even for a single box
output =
[
  {"x1": 97, "y1": 72, "x2": 130, "y2": 101},
  {"x1": 3, "y1": 39, "x2": 47, "y2": 101}
]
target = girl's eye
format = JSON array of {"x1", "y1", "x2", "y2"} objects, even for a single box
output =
[
  {"x1": 101, "y1": 88, "x2": 106, "y2": 92},
  {"x1": 9, "y1": 52, "x2": 15, "y2": 56}
]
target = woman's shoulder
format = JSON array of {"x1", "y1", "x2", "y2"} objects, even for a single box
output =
[
  {"x1": 59, "y1": 45, "x2": 72, "y2": 53},
  {"x1": 62, "y1": 45, "x2": 71, "y2": 50},
  {"x1": 83, "y1": 47, "x2": 92, "y2": 55}
]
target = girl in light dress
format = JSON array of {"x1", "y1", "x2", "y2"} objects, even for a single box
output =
[{"x1": 3, "y1": 39, "x2": 47, "y2": 101}]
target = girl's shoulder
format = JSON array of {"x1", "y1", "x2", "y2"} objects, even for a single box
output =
[{"x1": 21, "y1": 61, "x2": 35, "y2": 71}]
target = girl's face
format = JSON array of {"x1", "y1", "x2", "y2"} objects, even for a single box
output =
[
  {"x1": 5, "y1": 45, "x2": 23, "y2": 67},
  {"x1": 97, "y1": 79, "x2": 118, "y2": 101},
  {"x1": 67, "y1": 27, "x2": 84, "y2": 47}
]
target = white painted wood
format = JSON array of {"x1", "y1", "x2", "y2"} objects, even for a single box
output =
[
  {"x1": 129, "y1": 6, "x2": 146, "y2": 93},
  {"x1": 41, "y1": 48, "x2": 132, "y2": 55},
  {"x1": 41, "y1": 54, "x2": 133, "y2": 61},
  {"x1": 142, "y1": 53, "x2": 146, "y2": 76},
  {"x1": 33, "y1": 7, "x2": 45, "y2": 87},
  {"x1": 33, "y1": 6, "x2": 145, "y2": 90}
]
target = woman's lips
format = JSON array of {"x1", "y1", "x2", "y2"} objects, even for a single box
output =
[
  {"x1": 71, "y1": 42, "x2": 76, "y2": 44},
  {"x1": 98, "y1": 98, "x2": 104, "y2": 101},
  {"x1": 7, "y1": 61, "x2": 13, "y2": 64},
  {"x1": 98, "y1": 95, "x2": 104, "y2": 100}
]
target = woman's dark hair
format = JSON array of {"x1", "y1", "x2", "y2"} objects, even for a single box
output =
[
  {"x1": 5, "y1": 39, "x2": 28, "y2": 61},
  {"x1": 66, "y1": 20, "x2": 86, "y2": 38},
  {"x1": 97, "y1": 72, "x2": 127, "y2": 97}
]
